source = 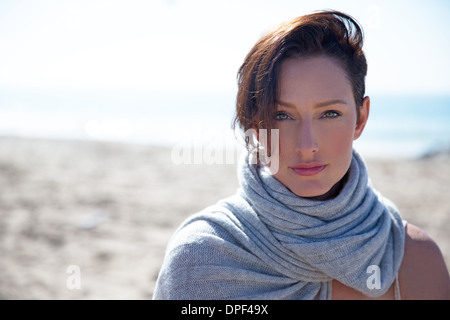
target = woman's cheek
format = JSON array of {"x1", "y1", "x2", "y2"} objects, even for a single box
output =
[{"x1": 318, "y1": 122, "x2": 354, "y2": 154}]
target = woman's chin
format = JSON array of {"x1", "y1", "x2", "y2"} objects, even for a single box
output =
[
  {"x1": 290, "y1": 179, "x2": 344, "y2": 201},
  {"x1": 290, "y1": 185, "x2": 330, "y2": 199}
]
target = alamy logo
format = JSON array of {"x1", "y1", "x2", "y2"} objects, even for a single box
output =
[
  {"x1": 366, "y1": 265, "x2": 381, "y2": 290},
  {"x1": 171, "y1": 128, "x2": 280, "y2": 174},
  {"x1": 66, "y1": 265, "x2": 81, "y2": 290}
]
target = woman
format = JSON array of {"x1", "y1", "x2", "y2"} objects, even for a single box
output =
[{"x1": 154, "y1": 10, "x2": 450, "y2": 300}]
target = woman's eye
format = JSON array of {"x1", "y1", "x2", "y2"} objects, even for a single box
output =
[
  {"x1": 322, "y1": 111, "x2": 341, "y2": 119},
  {"x1": 274, "y1": 112, "x2": 291, "y2": 121}
]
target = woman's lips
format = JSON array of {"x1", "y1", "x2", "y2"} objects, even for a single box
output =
[{"x1": 290, "y1": 163, "x2": 327, "y2": 176}]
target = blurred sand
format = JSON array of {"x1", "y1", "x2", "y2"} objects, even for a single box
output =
[{"x1": 0, "y1": 136, "x2": 448, "y2": 299}]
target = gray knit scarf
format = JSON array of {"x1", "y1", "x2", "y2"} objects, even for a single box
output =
[{"x1": 154, "y1": 149, "x2": 406, "y2": 300}]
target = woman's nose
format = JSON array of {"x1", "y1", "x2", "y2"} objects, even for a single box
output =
[{"x1": 295, "y1": 120, "x2": 319, "y2": 156}]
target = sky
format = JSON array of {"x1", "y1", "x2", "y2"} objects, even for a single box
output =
[{"x1": 0, "y1": 0, "x2": 450, "y2": 95}]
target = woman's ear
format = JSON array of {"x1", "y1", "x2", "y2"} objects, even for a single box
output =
[{"x1": 354, "y1": 96, "x2": 370, "y2": 140}]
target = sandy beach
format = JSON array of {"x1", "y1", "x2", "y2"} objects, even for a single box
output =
[{"x1": 0, "y1": 136, "x2": 448, "y2": 299}]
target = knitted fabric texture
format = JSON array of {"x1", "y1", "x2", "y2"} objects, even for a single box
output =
[{"x1": 153, "y1": 149, "x2": 406, "y2": 300}]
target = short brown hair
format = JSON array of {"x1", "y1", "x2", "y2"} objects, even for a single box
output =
[{"x1": 233, "y1": 10, "x2": 367, "y2": 145}]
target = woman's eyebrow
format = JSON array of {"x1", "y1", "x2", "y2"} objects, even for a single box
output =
[
  {"x1": 275, "y1": 100, "x2": 296, "y2": 108},
  {"x1": 275, "y1": 99, "x2": 348, "y2": 108},
  {"x1": 314, "y1": 99, "x2": 348, "y2": 108}
]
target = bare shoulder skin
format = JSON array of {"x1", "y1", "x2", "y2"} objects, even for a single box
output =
[
  {"x1": 398, "y1": 223, "x2": 450, "y2": 300},
  {"x1": 332, "y1": 223, "x2": 450, "y2": 300}
]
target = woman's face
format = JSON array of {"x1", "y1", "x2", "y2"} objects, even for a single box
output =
[{"x1": 269, "y1": 55, "x2": 369, "y2": 199}]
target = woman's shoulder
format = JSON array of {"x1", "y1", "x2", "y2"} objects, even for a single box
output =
[
  {"x1": 167, "y1": 195, "x2": 256, "y2": 248},
  {"x1": 162, "y1": 198, "x2": 254, "y2": 264},
  {"x1": 166, "y1": 205, "x2": 240, "y2": 249},
  {"x1": 153, "y1": 201, "x2": 266, "y2": 299},
  {"x1": 399, "y1": 223, "x2": 450, "y2": 299}
]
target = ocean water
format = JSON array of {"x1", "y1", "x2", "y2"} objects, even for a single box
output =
[
  {"x1": 0, "y1": 88, "x2": 449, "y2": 159},
  {"x1": 354, "y1": 94, "x2": 450, "y2": 158}
]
